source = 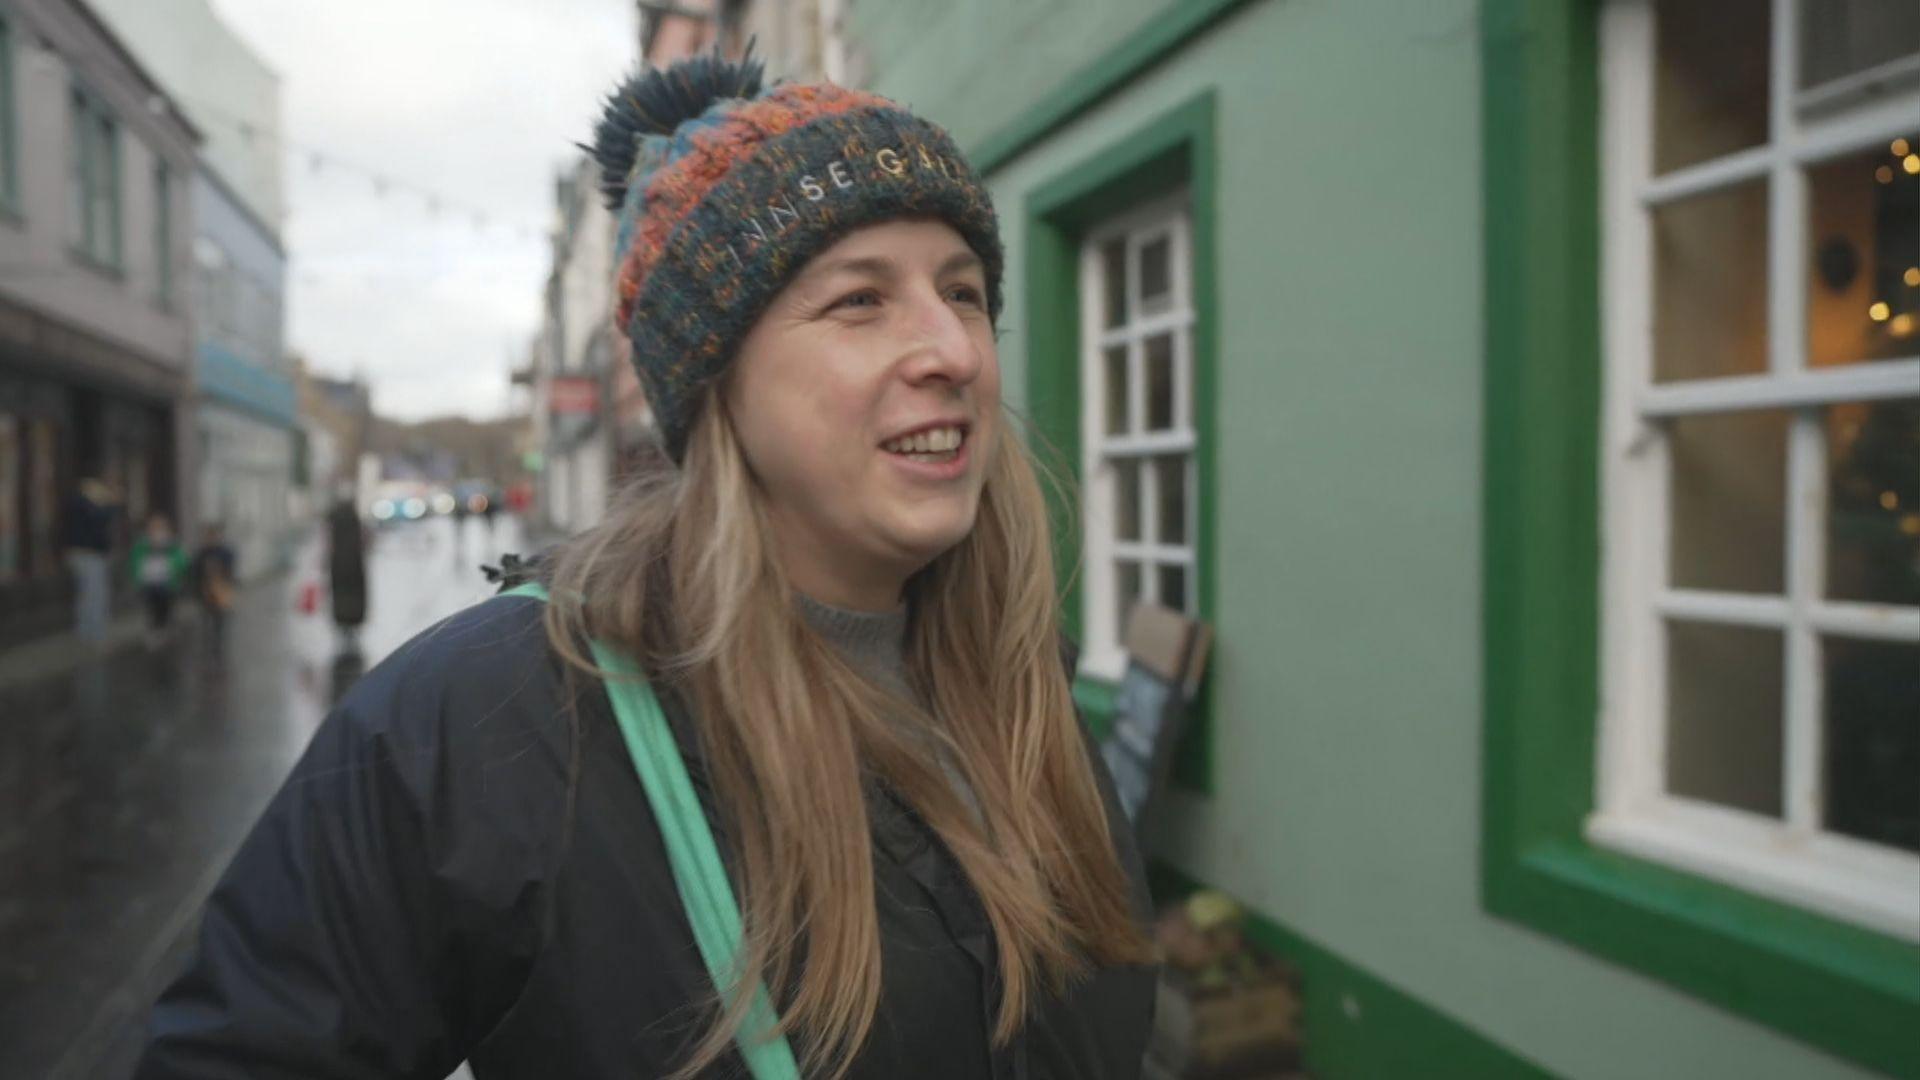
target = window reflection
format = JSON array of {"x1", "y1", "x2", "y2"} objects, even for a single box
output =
[
  {"x1": 1809, "y1": 134, "x2": 1920, "y2": 368},
  {"x1": 1826, "y1": 399, "x2": 1920, "y2": 605}
]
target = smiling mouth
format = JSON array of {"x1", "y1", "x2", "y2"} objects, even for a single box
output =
[{"x1": 880, "y1": 424, "x2": 967, "y2": 464}]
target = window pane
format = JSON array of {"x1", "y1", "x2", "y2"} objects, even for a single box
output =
[
  {"x1": 1653, "y1": 180, "x2": 1770, "y2": 382},
  {"x1": 1824, "y1": 635, "x2": 1920, "y2": 855},
  {"x1": 1154, "y1": 455, "x2": 1187, "y2": 545},
  {"x1": 1808, "y1": 134, "x2": 1920, "y2": 367},
  {"x1": 1666, "y1": 620, "x2": 1784, "y2": 817},
  {"x1": 1103, "y1": 345, "x2": 1128, "y2": 435},
  {"x1": 1102, "y1": 237, "x2": 1127, "y2": 329},
  {"x1": 1140, "y1": 234, "x2": 1172, "y2": 315},
  {"x1": 1800, "y1": 0, "x2": 1920, "y2": 89},
  {"x1": 1653, "y1": 0, "x2": 1770, "y2": 174},
  {"x1": 1826, "y1": 399, "x2": 1920, "y2": 605},
  {"x1": 1116, "y1": 560, "x2": 1141, "y2": 642},
  {"x1": 1157, "y1": 564, "x2": 1187, "y2": 613},
  {"x1": 1669, "y1": 409, "x2": 1788, "y2": 593},
  {"x1": 1114, "y1": 458, "x2": 1140, "y2": 542},
  {"x1": 1144, "y1": 333, "x2": 1175, "y2": 431}
]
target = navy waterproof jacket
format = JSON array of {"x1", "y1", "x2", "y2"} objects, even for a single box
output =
[{"x1": 134, "y1": 591, "x2": 1157, "y2": 1078}]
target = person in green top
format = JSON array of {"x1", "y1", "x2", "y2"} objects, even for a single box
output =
[{"x1": 129, "y1": 514, "x2": 188, "y2": 649}]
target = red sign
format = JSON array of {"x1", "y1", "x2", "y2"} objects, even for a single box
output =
[{"x1": 549, "y1": 376, "x2": 600, "y2": 416}]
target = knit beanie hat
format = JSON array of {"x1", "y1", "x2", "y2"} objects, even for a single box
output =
[{"x1": 588, "y1": 50, "x2": 1004, "y2": 463}]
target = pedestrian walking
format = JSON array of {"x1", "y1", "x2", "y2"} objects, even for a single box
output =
[
  {"x1": 138, "y1": 50, "x2": 1155, "y2": 1080},
  {"x1": 63, "y1": 477, "x2": 117, "y2": 646},
  {"x1": 325, "y1": 486, "x2": 368, "y2": 655},
  {"x1": 189, "y1": 522, "x2": 238, "y2": 651},
  {"x1": 128, "y1": 514, "x2": 186, "y2": 650}
]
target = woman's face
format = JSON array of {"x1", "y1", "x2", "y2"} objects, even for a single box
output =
[{"x1": 725, "y1": 219, "x2": 1000, "y2": 610}]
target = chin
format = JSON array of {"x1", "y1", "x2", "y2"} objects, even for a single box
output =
[{"x1": 885, "y1": 504, "x2": 980, "y2": 565}]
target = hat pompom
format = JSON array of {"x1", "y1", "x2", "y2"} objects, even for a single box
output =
[{"x1": 588, "y1": 46, "x2": 765, "y2": 211}]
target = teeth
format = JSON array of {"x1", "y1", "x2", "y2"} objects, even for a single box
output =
[{"x1": 884, "y1": 426, "x2": 964, "y2": 456}]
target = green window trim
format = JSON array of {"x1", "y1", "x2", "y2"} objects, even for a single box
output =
[
  {"x1": 1024, "y1": 90, "x2": 1218, "y2": 791},
  {"x1": 968, "y1": 0, "x2": 1260, "y2": 177},
  {"x1": 1479, "y1": 2, "x2": 1920, "y2": 1077}
]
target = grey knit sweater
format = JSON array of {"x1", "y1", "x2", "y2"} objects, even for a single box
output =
[{"x1": 796, "y1": 594, "x2": 980, "y2": 819}]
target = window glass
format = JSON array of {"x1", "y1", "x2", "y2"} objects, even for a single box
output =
[
  {"x1": 1825, "y1": 399, "x2": 1920, "y2": 605},
  {"x1": 1653, "y1": 180, "x2": 1770, "y2": 382},
  {"x1": 1666, "y1": 620, "x2": 1784, "y2": 816},
  {"x1": 1145, "y1": 333, "x2": 1175, "y2": 431},
  {"x1": 1823, "y1": 635, "x2": 1920, "y2": 855},
  {"x1": 1668, "y1": 409, "x2": 1788, "y2": 593},
  {"x1": 1154, "y1": 456, "x2": 1187, "y2": 545},
  {"x1": 1102, "y1": 237, "x2": 1127, "y2": 329},
  {"x1": 1113, "y1": 458, "x2": 1140, "y2": 542},
  {"x1": 1800, "y1": 0, "x2": 1920, "y2": 90},
  {"x1": 1157, "y1": 563, "x2": 1187, "y2": 614},
  {"x1": 1808, "y1": 134, "x2": 1920, "y2": 368},
  {"x1": 1654, "y1": 0, "x2": 1771, "y2": 174},
  {"x1": 1104, "y1": 345, "x2": 1128, "y2": 435},
  {"x1": 1139, "y1": 234, "x2": 1172, "y2": 315}
]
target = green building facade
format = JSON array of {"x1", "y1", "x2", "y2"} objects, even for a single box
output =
[{"x1": 848, "y1": 1, "x2": 1920, "y2": 1077}]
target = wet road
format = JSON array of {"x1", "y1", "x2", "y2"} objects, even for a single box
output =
[{"x1": 0, "y1": 514, "x2": 529, "y2": 1079}]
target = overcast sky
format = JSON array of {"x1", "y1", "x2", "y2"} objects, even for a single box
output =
[{"x1": 210, "y1": 0, "x2": 637, "y2": 421}]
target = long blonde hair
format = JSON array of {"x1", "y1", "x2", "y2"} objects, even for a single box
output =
[{"x1": 542, "y1": 388, "x2": 1152, "y2": 1078}]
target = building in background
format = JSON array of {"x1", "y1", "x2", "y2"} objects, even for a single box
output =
[
  {"x1": 0, "y1": 0, "x2": 199, "y2": 646},
  {"x1": 845, "y1": 1, "x2": 1920, "y2": 1078},
  {"x1": 89, "y1": 0, "x2": 296, "y2": 582},
  {"x1": 533, "y1": 155, "x2": 618, "y2": 534}
]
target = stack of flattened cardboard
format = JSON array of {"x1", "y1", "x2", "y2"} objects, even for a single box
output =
[{"x1": 1099, "y1": 603, "x2": 1214, "y2": 833}]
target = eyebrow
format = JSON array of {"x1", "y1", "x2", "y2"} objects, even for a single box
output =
[{"x1": 802, "y1": 250, "x2": 984, "y2": 286}]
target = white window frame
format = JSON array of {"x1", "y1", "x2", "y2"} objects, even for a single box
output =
[
  {"x1": 1078, "y1": 192, "x2": 1198, "y2": 681},
  {"x1": 1594, "y1": 0, "x2": 1920, "y2": 942}
]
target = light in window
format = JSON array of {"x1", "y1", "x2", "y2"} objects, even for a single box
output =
[
  {"x1": 1668, "y1": 409, "x2": 1788, "y2": 594},
  {"x1": 1653, "y1": 180, "x2": 1769, "y2": 382},
  {"x1": 1825, "y1": 400, "x2": 1920, "y2": 605},
  {"x1": 1808, "y1": 134, "x2": 1920, "y2": 368},
  {"x1": 1665, "y1": 620, "x2": 1784, "y2": 817}
]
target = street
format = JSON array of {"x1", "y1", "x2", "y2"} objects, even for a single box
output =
[{"x1": 0, "y1": 514, "x2": 529, "y2": 1079}]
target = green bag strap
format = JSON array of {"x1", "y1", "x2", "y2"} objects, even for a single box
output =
[{"x1": 504, "y1": 583, "x2": 801, "y2": 1079}]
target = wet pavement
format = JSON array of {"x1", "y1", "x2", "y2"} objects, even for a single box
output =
[{"x1": 0, "y1": 514, "x2": 529, "y2": 1079}]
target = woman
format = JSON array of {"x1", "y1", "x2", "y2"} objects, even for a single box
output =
[
  {"x1": 129, "y1": 514, "x2": 186, "y2": 649},
  {"x1": 137, "y1": 52, "x2": 1156, "y2": 1080}
]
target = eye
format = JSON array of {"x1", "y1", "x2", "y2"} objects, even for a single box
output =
[
  {"x1": 829, "y1": 289, "x2": 881, "y2": 313},
  {"x1": 944, "y1": 283, "x2": 986, "y2": 307}
]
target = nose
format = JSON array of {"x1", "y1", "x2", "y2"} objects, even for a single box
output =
[{"x1": 897, "y1": 287, "x2": 986, "y2": 389}]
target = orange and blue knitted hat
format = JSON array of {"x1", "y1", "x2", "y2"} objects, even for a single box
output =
[{"x1": 589, "y1": 50, "x2": 1003, "y2": 462}]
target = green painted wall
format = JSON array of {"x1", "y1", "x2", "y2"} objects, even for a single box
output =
[
  {"x1": 846, "y1": 0, "x2": 1176, "y2": 152},
  {"x1": 855, "y1": 1, "x2": 1887, "y2": 1077}
]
